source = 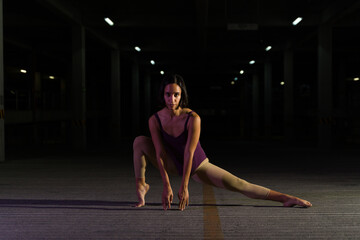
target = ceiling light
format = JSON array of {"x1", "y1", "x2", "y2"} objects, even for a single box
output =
[
  {"x1": 240, "y1": 70, "x2": 244, "y2": 74},
  {"x1": 49, "y1": 76, "x2": 55, "y2": 79},
  {"x1": 234, "y1": 77, "x2": 238, "y2": 81},
  {"x1": 160, "y1": 71, "x2": 164, "y2": 75},
  {"x1": 354, "y1": 77, "x2": 359, "y2": 81},
  {"x1": 265, "y1": 46, "x2": 272, "y2": 51},
  {"x1": 104, "y1": 18, "x2": 114, "y2": 26},
  {"x1": 231, "y1": 81, "x2": 235, "y2": 85},
  {"x1": 134, "y1": 46, "x2": 141, "y2": 52},
  {"x1": 292, "y1": 17, "x2": 302, "y2": 26},
  {"x1": 249, "y1": 60, "x2": 255, "y2": 65},
  {"x1": 280, "y1": 81, "x2": 285, "y2": 86},
  {"x1": 150, "y1": 60, "x2": 155, "y2": 65},
  {"x1": 20, "y1": 69, "x2": 27, "y2": 73}
]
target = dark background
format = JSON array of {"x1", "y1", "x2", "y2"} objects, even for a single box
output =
[{"x1": 1, "y1": 0, "x2": 360, "y2": 159}]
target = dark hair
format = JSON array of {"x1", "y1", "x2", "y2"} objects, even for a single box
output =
[{"x1": 158, "y1": 74, "x2": 189, "y2": 108}]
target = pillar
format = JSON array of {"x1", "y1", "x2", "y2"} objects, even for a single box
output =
[
  {"x1": 252, "y1": 73, "x2": 259, "y2": 139},
  {"x1": 239, "y1": 78, "x2": 247, "y2": 138},
  {"x1": 336, "y1": 61, "x2": 346, "y2": 143},
  {"x1": 111, "y1": 49, "x2": 121, "y2": 142},
  {"x1": 144, "y1": 72, "x2": 151, "y2": 121},
  {"x1": 71, "y1": 25, "x2": 87, "y2": 149},
  {"x1": 0, "y1": 0, "x2": 5, "y2": 161},
  {"x1": 264, "y1": 61, "x2": 273, "y2": 138},
  {"x1": 131, "y1": 58, "x2": 140, "y2": 137},
  {"x1": 284, "y1": 47, "x2": 294, "y2": 142},
  {"x1": 317, "y1": 23, "x2": 333, "y2": 148},
  {"x1": 33, "y1": 71, "x2": 41, "y2": 144}
]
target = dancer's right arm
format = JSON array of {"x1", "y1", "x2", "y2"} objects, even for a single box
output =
[{"x1": 149, "y1": 116, "x2": 173, "y2": 210}]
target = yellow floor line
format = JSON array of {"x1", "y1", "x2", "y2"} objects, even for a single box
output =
[{"x1": 203, "y1": 184, "x2": 224, "y2": 240}]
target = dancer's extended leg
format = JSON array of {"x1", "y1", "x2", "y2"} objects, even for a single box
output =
[
  {"x1": 192, "y1": 161, "x2": 270, "y2": 199},
  {"x1": 192, "y1": 161, "x2": 312, "y2": 207}
]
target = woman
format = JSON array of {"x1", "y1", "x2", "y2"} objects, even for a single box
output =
[{"x1": 133, "y1": 74, "x2": 312, "y2": 211}]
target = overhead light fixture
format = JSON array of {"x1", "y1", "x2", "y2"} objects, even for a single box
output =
[
  {"x1": 292, "y1": 17, "x2": 302, "y2": 26},
  {"x1": 280, "y1": 81, "x2": 285, "y2": 86},
  {"x1": 234, "y1": 77, "x2": 238, "y2": 81},
  {"x1": 160, "y1": 71, "x2": 164, "y2": 75},
  {"x1": 249, "y1": 60, "x2": 255, "y2": 65},
  {"x1": 20, "y1": 69, "x2": 27, "y2": 73},
  {"x1": 265, "y1": 46, "x2": 272, "y2": 51},
  {"x1": 49, "y1": 76, "x2": 55, "y2": 79},
  {"x1": 231, "y1": 81, "x2": 235, "y2": 85},
  {"x1": 150, "y1": 60, "x2": 155, "y2": 65},
  {"x1": 104, "y1": 17, "x2": 114, "y2": 26},
  {"x1": 354, "y1": 77, "x2": 359, "y2": 81},
  {"x1": 239, "y1": 70, "x2": 244, "y2": 75},
  {"x1": 134, "y1": 46, "x2": 141, "y2": 52}
]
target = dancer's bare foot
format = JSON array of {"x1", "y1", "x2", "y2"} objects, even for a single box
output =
[
  {"x1": 267, "y1": 190, "x2": 312, "y2": 208},
  {"x1": 283, "y1": 195, "x2": 312, "y2": 208},
  {"x1": 134, "y1": 183, "x2": 150, "y2": 207}
]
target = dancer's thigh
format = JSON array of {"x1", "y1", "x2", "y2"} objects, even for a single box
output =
[
  {"x1": 192, "y1": 161, "x2": 232, "y2": 188},
  {"x1": 136, "y1": 136, "x2": 178, "y2": 175}
]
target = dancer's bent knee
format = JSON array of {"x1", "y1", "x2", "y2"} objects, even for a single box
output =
[
  {"x1": 133, "y1": 136, "x2": 153, "y2": 179},
  {"x1": 133, "y1": 136, "x2": 150, "y2": 150}
]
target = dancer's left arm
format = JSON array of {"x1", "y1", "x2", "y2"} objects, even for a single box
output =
[{"x1": 178, "y1": 113, "x2": 201, "y2": 211}]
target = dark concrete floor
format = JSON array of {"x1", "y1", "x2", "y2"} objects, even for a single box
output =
[{"x1": 1, "y1": 141, "x2": 360, "y2": 239}]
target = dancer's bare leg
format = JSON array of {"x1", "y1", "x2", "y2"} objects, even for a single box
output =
[
  {"x1": 133, "y1": 136, "x2": 177, "y2": 207},
  {"x1": 267, "y1": 190, "x2": 312, "y2": 207},
  {"x1": 135, "y1": 177, "x2": 150, "y2": 207},
  {"x1": 133, "y1": 136, "x2": 156, "y2": 207},
  {"x1": 192, "y1": 161, "x2": 312, "y2": 207}
]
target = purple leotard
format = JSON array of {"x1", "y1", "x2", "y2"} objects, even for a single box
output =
[{"x1": 154, "y1": 111, "x2": 207, "y2": 176}]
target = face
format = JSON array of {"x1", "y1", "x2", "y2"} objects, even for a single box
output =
[{"x1": 164, "y1": 83, "x2": 182, "y2": 110}]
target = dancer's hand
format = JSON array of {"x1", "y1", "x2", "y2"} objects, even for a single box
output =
[
  {"x1": 162, "y1": 186, "x2": 173, "y2": 210},
  {"x1": 178, "y1": 185, "x2": 189, "y2": 211}
]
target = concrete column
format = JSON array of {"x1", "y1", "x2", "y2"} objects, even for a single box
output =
[
  {"x1": 33, "y1": 71, "x2": 41, "y2": 144},
  {"x1": 60, "y1": 78, "x2": 67, "y2": 143},
  {"x1": 131, "y1": 58, "x2": 140, "y2": 137},
  {"x1": 264, "y1": 61, "x2": 273, "y2": 138},
  {"x1": 337, "y1": 62, "x2": 346, "y2": 111},
  {"x1": 34, "y1": 72, "x2": 41, "y2": 108},
  {"x1": 0, "y1": 0, "x2": 5, "y2": 161},
  {"x1": 111, "y1": 49, "x2": 121, "y2": 142},
  {"x1": 239, "y1": 78, "x2": 247, "y2": 138},
  {"x1": 144, "y1": 72, "x2": 151, "y2": 120},
  {"x1": 71, "y1": 25, "x2": 87, "y2": 149},
  {"x1": 284, "y1": 47, "x2": 294, "y2": 142},
  {"x1": 336, "y1": 61, "x2": 346, "y2": 143},
  {"x1": 318, "y1": 24, "x2": 333, "y2": 148},
  {"x1": 60, "y1": 78, "x2": 66, "y2": 109},
  {"x1": 252, "y1": 73, "x2": 259, "y2": 139}
]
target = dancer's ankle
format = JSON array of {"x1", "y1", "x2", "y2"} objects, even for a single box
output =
[{"x1": 136, "y1": 177, "x2": 146, "y2": 187}]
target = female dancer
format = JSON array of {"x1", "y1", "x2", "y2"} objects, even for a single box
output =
[{"x1": 133, "y1": 74, "x2": 312, "y2": 211}]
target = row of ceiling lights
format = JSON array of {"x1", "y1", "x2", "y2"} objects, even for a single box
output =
[
  {"x1": 17, "y1": 68, "x2": 360, "y2": 83},
  {"x1": 19, "y1": 70, "x2": 55, "y2": 79},
  {"x1": 104, "y1": 18, "x2": 167, "y2": 74},
  {"x1": 104, "y1": 17, "x2": 270, "y2": 77},
  {"x1": 103, "y1": 16, "x2": 360, "y2": 84},
  {"x1": 134, "y1": 46, "x2": 165, "y2": 75},
  {"x1": 231, "y1": 17, "x2": 302, "y2": 85}
]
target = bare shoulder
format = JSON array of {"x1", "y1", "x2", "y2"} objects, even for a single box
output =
[
  {"x1": 148, "y1": 114, "x2": 159, "y2": 129},
  {"x1": 184, "y1": 108, "x2": 200, "y2": 119},
  {"x1": 185, "y1": 109, "x2": 201, "y2": 128},
  {"x1": 148, "y1": 112, "x2": 157, "y2": 121}
]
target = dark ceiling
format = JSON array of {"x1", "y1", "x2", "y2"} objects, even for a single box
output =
[{"x1": 3, "y1": 0, "x2": 360, "y2": 83}]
